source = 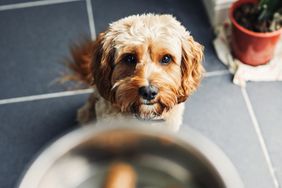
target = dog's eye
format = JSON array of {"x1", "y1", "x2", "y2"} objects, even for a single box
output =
[
  {"x1": 123, "y1": 54, "x2": 137, "y2": 64},
  {"x1": 160, "y1": 55, "x2": 172, "y2": 64}
]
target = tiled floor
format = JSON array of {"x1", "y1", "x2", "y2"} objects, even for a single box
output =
[{"x1": 0, "y1": 0, "x2": 281, "y2": 188}]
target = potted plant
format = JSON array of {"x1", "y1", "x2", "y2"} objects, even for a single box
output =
[{"x1": 229, "y1": 0, "x2": 282, "y2": 66}]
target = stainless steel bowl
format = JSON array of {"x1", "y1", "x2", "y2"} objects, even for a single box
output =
[{"x1": 18, "y1": 121, "x2": 243, "y2": 188}]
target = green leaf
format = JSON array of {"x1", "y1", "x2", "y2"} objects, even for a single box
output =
[{"x1": 259, "y1": 0, "x2": 282, "y2": 20}]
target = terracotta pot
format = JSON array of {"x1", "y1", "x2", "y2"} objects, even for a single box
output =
[{"x1": 229, "y1": 0, "x2": 282, "y2": 66}]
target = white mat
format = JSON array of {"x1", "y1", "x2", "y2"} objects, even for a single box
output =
[{"x1": 213, "y1": 22, "x2": 282, "y2": 87}]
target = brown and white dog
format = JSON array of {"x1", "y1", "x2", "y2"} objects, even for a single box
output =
[{"x1": 69, "y1": 14, "x2": 204, "y2": 131}]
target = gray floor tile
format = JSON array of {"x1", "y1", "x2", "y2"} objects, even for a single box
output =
[
  {"x1": 0, "y1": 0, "x2": 38, "y2": 6},
  {"x1": 0, "y1": 1, "x2": 90, "y2": 99},
  {"x1": 181, "y1": 75, "x2": 276, "y2": 188},
  {"x1": 0, "y1": 94, "x2": 89, "y2": 188},
  {"x1": 247, "y1": 82, "x2": 282, "y2": 186},
  {"x1": 91, "y1": 0, "x2": 226, "y2": 72}
]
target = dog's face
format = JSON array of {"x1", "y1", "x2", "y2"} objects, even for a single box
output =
[{"x1": 92, "y1": 14, "x2": 203, "y2": 120}]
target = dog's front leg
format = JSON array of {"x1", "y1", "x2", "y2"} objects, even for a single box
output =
[{"x1": 77, "y1": 92, "x2": 98, "y2": 124}]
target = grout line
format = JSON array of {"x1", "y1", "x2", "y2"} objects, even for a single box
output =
[
  {"x1": 0, "y1": 0, "x2": 82, "y2": 11},
  {"x1": 85, "y1": 0, "x2": 96, "y2": 40},
  {"x1": 0, "y1": 70, "x2": 228, "y2": 105},
  {"x1": 241, "y1": 87, "x2": 280, "y2": 188},
  {"x1": 204, "y1": 70, "x2": 230, "y2": 78},
  {"x1": 0, "y1": 89, "x2": 93, "y2": 105}
]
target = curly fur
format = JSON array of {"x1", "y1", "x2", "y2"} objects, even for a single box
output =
[{"x1": 68, "y1": 14, "x2": 204, "y2": 131}]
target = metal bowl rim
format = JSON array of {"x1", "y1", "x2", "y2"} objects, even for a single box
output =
[{"x1": 18, "y1": 124, "x2": 244, "y2": 188}]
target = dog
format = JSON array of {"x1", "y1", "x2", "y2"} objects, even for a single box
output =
[{"x1": 68, "y1": 14, "x2": 204, "y2": 131}]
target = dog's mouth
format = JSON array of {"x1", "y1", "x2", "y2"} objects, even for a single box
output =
[
  {"x1": 140, "y1": 102, "x2": 155, "y2": 106},
  {"x1": 129, "y1": 101, "x2": 165, "y2": 121},
  {"x1": 140, "y1": 99, "x2": 156, "y2": 106}
]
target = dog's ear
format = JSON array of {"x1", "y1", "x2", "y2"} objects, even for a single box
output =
[
  {"x1": 92, "y1": 32, "x2": 116, "y2": 102},
  {"x1": 177, "y1": 35, "x2": 204, "y2": 103},
  {"x1": 68, "y1": 39, "x2": 95, "y2": 86}
]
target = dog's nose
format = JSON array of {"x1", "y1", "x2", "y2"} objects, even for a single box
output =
[{"x1": 138, "y1": 85, "x2": 158, "y2": 100}]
